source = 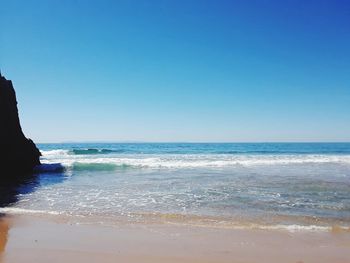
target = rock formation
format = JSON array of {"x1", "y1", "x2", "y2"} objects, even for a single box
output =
[{"x1": 0, "y1": 72, "x2": 41, "y2": 180}]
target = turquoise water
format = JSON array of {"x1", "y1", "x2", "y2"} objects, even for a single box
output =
[
  {"x1": 2, "y1": 143, "x2": 350, "y2": 229},
  {"x1": 38, "y1": 142, "x2": 350, "y2": 155}
]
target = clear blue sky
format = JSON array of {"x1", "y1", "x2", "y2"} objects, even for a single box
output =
[{"x1": 1, "y1": 0, "x2": 349, "y2": 142}]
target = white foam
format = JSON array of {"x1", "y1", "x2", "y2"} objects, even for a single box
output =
[
  {"x1": 41, "y1": 149, "x2": 70, "y2": 157},
  {"x1": 39, "y1": 153, "x2": 350, "y2": 169},
  {"x1": 258, "y1": 224, "x2": 331, "y2": 232},
  {"x1": 0, "y1": 207, "x2": 61, "y2": 215}
]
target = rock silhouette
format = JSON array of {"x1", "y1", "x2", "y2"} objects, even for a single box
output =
[{"x1": 0, "y1": 72, "x2": 41, "y2": 181}]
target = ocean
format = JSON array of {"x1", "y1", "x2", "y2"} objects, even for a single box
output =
[{"x1": 2, "y1": 143, "x2": 350, "y2": 231}]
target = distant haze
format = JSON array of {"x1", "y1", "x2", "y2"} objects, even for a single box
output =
[{"x1": 1, "y1": 0, "x2": 349, "y2": 142}]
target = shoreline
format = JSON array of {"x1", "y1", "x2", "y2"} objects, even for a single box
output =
[
  {"x1": 1, "y1": 214, "x2": 350, "y2": 263},
  {"x1": 1, "y1": 207, "x2": 349, "y2": 233}
]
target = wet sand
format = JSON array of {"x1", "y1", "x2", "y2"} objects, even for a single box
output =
[
  {"x1": 0, "y1": 214, "x2": 350, "y2": 263},
  {"x1": 0, "y1": 216, "x2": 9, "y2": 255}
]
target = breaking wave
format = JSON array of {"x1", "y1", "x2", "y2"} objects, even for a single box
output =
[
  {"x1": 39, "y1": 149, "x2": 350, "y2": 170},
  {"x1": 41, "y1": 149, "x2": 119, "y2": 156}
]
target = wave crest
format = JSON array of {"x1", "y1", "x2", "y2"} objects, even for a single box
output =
[{"x1": 72, "y1": 149, "x2": 115, "y2": 155}]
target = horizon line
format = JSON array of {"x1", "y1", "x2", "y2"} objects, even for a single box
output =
[{"x1": 36, "y1": 141, "x2": 350, "y2": 144}]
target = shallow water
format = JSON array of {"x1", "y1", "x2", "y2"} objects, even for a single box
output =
[{"x1": 2, "y1": 143, "x2": 350, "y2": 230}]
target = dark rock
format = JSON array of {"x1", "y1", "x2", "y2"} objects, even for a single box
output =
[{"x1": 0, "y1": 72, "x2": 41, "y2": 180}]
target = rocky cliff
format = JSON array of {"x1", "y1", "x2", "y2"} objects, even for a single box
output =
[{"x1": 0, "y1": 72, "x2": 41, "y2": 179}]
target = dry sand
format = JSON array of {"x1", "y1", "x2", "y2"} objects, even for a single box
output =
[{"x1": 0, "y1": 214, "x2": 349, "y2": 263}]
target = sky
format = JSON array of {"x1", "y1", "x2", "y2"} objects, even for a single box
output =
[{"x1": 1, "y1": 0, "x2": 350, "y2": 142}]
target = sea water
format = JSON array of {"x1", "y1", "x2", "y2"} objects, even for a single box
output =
[{"x1": 2, "y1": 143, "x2": 350, "y2": 230}]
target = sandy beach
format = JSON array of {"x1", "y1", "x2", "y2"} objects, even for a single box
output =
[
  {"x1": 2, "y1": 0, "x2": 350, "y2": 262},
  {"x1": 0, "y1": 214, "x2": 349, "y2": 263}
]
